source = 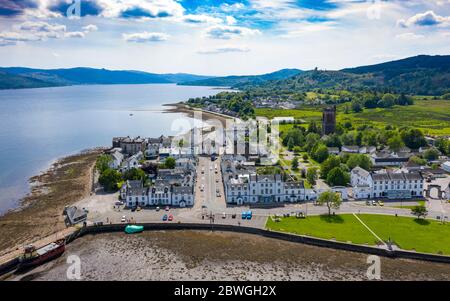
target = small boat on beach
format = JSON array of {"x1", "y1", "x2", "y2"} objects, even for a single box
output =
[
  {"x1": 125, "y1": 225, "x2": 144, "y2": 234},
  {"x1": 18, "y1": 239, "x2": 66, "y2": 271}
]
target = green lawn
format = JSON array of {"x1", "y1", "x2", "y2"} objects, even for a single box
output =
[
  {"x1": 266, "y1": 214, "x2": 450, "y2": 255},
  {"x1": 390, "y1": 200, "x2": 426, "y2": 210},
  {"x1": 358, "y1": 214, "x2": 450, "y2": 255},
  {"x1": 266, "y1": 214, "x2": 380, "y2": 245}
]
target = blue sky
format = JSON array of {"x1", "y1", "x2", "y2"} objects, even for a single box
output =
[{"x1": 0, "y1": 0, "x2": 449, "y2": 75}]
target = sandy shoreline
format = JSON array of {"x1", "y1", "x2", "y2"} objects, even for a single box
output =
[
  {"x1": 12, "y1": 231, "x2": 450, "y2": 281},
  {"x1": 0, "y1": 148, "x2": 104, "y2": 255},
  {"x1": 163, "y1": 102, "x2": 233, "y2": 127}
]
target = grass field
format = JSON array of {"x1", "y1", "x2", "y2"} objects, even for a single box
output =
[
  {"x1": 256, "y1": 99, "x2": 450, "y2": 136},
  {"x1": 358, "y1": 214, "x2": 450, "y2": 255},
  {"x1": 266, "y1": 214, "x2": 450, "y2": 255},
  {"x1": 389, "y1": 200, "x2": 426, "y2": 210}
]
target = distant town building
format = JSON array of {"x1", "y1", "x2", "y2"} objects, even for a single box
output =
[{"x1": 322, "y1": 106, "x2": 336, "y2": 135}]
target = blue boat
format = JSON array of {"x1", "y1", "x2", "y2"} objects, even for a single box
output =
[{"x1": 125, "y1": 225, "x2": 144, "y2": 234}]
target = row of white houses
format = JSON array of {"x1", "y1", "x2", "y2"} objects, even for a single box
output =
[
  {"x1": 351, "y1": 167, "x2": 424, "y2": 199},
  {"x1": 121, "y1": 180, "x2": 194, "y2": 208}
]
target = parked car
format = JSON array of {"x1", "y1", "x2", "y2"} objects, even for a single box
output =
[
  {"x1": 165, "y1": 206, "x2": 170, "y2": 211},
  {"x1": 231, "y1": 213, "x2": 236, "y2": 219},
  {"x1": 366, "y1": 200, "x2": 371, "y2": 206},
  {"x1": 162, "y1": 214, "x2": 168, "y2": 221},
  {"x1": 131, "y1": 207, "x2": 136, "y2": 212},
  {"x1": 222, "y1": 212, "x2": 226, "y2": 219},
  {"x1": 168, "y1": 214, "x2": 174, "y2": 221},
  {"x1": 241, "y1": 211, "x2": 247, "y2": 219},
  {"x1": 121, "y1": 216, "x2": 126, "y2": 223},
  {"x1": 246, "y1": 211, "x2": 253, "y2": 220},
  {"x1": 156, "y1": 207, "x2": 160, "y2": 212},
  {"x1": 372, "y1": 201, "x2": 377, "y2": 206},
  {"x1": 137, "y1": 206, "x2": 141, "y2": 211},
  {"x1": 378, "y1": 201, "x2": 384, "y2": 206}
]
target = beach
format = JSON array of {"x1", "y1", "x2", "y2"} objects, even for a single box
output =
[
  {"x1": 11, "y1": 230, "x2": 450, "y2": 281},
  {"x1": 0, "y1": 149, "x2": 103, "y2": 255},
  {"x1": 163, "y1": 103, "x2": 233, "y2": 127}
]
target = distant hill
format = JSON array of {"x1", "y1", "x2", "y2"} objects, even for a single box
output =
[
  {"x1": 0, "y1": 71, "x2": 60, "y2": 90},
  {"x1": 253, "y1": 55, "x2": 450, "y2": 95},
  {"x1": 179, "y1": 69, "x2": 303, "y2": 87},
  {"x1": 0, "y1": 67, "x2": 213, "y2": 90}
]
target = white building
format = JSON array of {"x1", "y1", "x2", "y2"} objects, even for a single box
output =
[
  {"x1": 442, "y1": 161, "x2": 450, "y2": 173},
  {"x1": 223, "y1": 173, "x2": 307, "y2": 205},
  {"x1": 120, "y1": 151, "x2": 143, "y2": 172},
  {"x1": 351, "y1": 167, "x2": 423, "y2": 200},
  {"x1": 109, "y1": 149, "x2": 124, "y2": 169}
]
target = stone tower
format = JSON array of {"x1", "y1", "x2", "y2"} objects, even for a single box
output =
[{"x1": 322, "y1": 106, "x2": 336, "y2": 135}]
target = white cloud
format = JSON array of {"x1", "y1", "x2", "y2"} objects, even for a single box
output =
[
  {"x1": 83, "y1": 24, "x2": 98, "y2": 32},
  {"x1": 281, "y1": 22, "x2": 336, "y2": 38},
  {"x1": 181, "y1": 14, "x2": 222, "y2": 24},
  {"x1": 226, "y1": 16, "x2": 237, "y2": 25},
  {"x1": 397, "y1": 11, "x2": 450, "y2": 28},
  {"x1": 205, "y1": 25, "x2": 261, "y2": 40},
  {"x1": 198, "y1": 45, "x2": 250, "y2": 54},
  {"x1": 64, "y1": 31, "x2": 85, "y2": 38},
  {"x1": 220, "y1": 3, "x2": 246, "y2": 12},
  {"x1": 97, "y1": 0, "x2": 184, "y2": 19},
  {"x1": 123, "y1": 32, "x2": 169, "y2": 43},
  {"x1": 18, "y1": 21, "x2": 66, "y2": 33},
  {"x1": 396, "y1": 32, "x2": 425, "y2": 40}
]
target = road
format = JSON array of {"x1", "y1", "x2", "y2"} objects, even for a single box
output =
[{"x1": 195, "y1": 156, "x2": 226, "y2": 213}]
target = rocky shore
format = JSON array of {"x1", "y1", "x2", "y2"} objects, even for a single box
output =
[
  {"x1": 0, "y1": 149, "x2": 103, "y2": 254},
  {"x1": 13, "y1": 231, "x2": 450, "y2": 281}
]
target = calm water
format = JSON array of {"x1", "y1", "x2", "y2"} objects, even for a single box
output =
[{"x1": 0, "y1": 84, "x2": 225, "y2": 214}]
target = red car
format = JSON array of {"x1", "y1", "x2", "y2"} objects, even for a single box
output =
[{"x1": 168, "y1": 214, "x2": 174, "y2": 221}]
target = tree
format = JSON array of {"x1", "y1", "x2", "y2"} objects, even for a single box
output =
[
  {"x1": 317, "y1": 191, "x2": 342, "y2": 215},
  {"x1": 409, "y1": 156, "x2": 427, "y2": 166},
  {"x1": 164, "y1": 157, "x2": 176, "y2": 169},
  {"x1": 123, "y1": 168, "x2": 146, "y2": 181},
  {"x1": 292, "y1": 157, "x2": 299, "y2": 170},
  {"x1": 307, "y1": 121, "x2": 320, "y2": 134},
  {"x1": 293, "y1": 146, "x2": 302, "y2": 154},
  {"x1": 99, "y1": 168, "x2": 122, "y2": 192},
  {"x1": 96, "y1": 154, "x2": 113, "y2": 173},
  {"x1": 304, "y1": 133, "x2": 320, "y2": 153},
  {"x1": 302, "y1": 153, "x2": 309, "y2": 162},
  {"x1": 423, "y1": 148, "x2": 440, "y2": 161},
  {"x1": 320, "y1": 155, "x2": 341, "y2": 179},
  {"x1": 387, "y1": 134, "x2": 404, "y2": 153},
  {"x1": 311, "y1": 143, "x2": 329, "y2": 163},
  {"x1": 346, "y1": 154, "x2": 372, "y2": 170},
  {"x1": 411, "y1": 205, "x2": 428, "y2": 219},
  {"x1": 351, "y1": 100, "x2": 363, "y2": 112},
  {"x1": 401, "y1": 128, "x2": 427, "y2": 149},
  {"x1": 326, "y1": 167, "x2": 350, "y2": 186},
  {"x1": 287, "y1": 137, "x2": 295, "y2": 151},
  {"x1": 441, "y1": 93, "x2": 450, "y2": 100},
  {"x1": 379, "y1": 93, "x2": 396, "y2": 108},
  {"x1": 306, "y1": 167, "x2": 318, "y2": 186},
  {"x1": 397, "y1": 93, "x2": 413, "y2": 106}
]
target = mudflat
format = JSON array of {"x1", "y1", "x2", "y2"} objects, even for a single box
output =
[{"x1": 14, "y1": 231, "x2": 450, "y2": 281}]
